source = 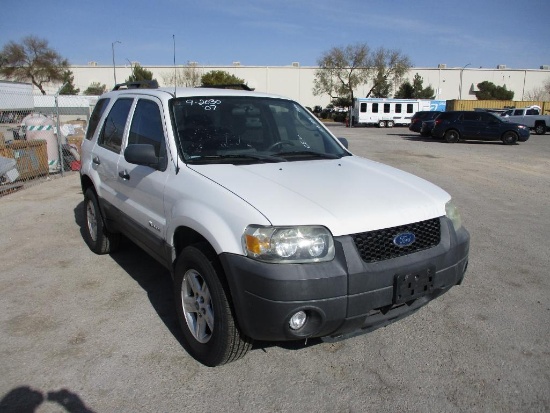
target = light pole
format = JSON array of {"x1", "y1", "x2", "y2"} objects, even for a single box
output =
[
  {"x1": 459, "y1": 63, "x2": 471, "y2": 99},
  {"x1": 112, "y1": 41, "x2": 121, "y2": 85}
]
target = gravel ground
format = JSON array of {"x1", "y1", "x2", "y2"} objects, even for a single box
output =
[{"x1": 1, "y1": 124, "x2": 548, "y2": 413}]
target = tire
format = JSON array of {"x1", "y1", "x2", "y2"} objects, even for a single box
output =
[
  {"x1": 378, "y1": 121, "x2": 386, "y2": 128},
  {"x1": 386, "y1": 120, "x2": 394, "y2": 128},
  {"x1": 174, "y1": 245, "x2": 252, "y2": 366},
  {"x1": 83, "y1": 188, "x2": 120, "y2": 254},
  {"x1": 534, "y1": 123, "x2": 546, "y2": 135},
  {"x1": 444, "y1": 129, "x2": 460, "y2": 143},
  {"x1": 502, "y1": 131, "x2": 518, "y2": 145}
]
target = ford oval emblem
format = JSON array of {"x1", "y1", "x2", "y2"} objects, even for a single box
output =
[{"x1": 393, "y1": 232, "x2": 416, "y2": 247}]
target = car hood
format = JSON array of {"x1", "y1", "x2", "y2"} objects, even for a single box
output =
[{"x1": 188, "y1": 156, "x2": 450, "y2": 236}]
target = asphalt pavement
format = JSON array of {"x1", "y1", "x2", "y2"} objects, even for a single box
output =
[{"x1": 1, "y1": 124, "x2": 549, "y2": 412}]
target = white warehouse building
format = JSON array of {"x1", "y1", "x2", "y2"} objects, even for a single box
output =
[{"x1": 48, "y1": 63, "x2": 550, "y2": 108}]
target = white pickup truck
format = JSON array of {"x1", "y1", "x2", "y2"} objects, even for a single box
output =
[{"x1": 501, "y1": 105, "x2": 550, "y2": 135}]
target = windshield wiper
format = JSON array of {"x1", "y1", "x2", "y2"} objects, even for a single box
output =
[
  {"x1": 186, "y1": 153, "x2": 287, "y2": 164},
  {"x1": 274, "y1": 150, "x2": 341, "y2": 160}
]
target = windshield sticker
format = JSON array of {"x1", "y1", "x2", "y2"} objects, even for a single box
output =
[{"x1": 185, "y1": 99, "x2": 222, "y2": 111}]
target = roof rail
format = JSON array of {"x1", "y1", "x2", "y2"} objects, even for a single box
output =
[
  {"x1": 198, "y1": 84, "x2": 255, "y2": 91},
  {"x1": 112, "y1": 80, "x2": 159, "y2": 91}
]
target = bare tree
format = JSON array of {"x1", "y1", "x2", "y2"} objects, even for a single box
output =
[
  {"x1": 365, "y1": 48, "x2": 412, "y2": 97},
  {"x1": 313, "y1": 44, "x2": 412, "y2": 105},
  {"x1": 0, "y1": 35, "x2": 69, "y2": 95},
  {"x1": 313, "y1": 43, "x2": 372, "y2": 105},
  {"x1": 524, "y1": 78, "x2": 550, "y2": 101},
  {"x1": 161, "y1": 64, "x2": 202, "y2": 87}
]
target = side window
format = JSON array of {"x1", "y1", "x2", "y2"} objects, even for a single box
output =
[
  {"x1": 85, "y1": 98, "x2": 110, "y2": 141},
  {"x1": 360, "y1": 103, "x2": 367, "y2": 113},
  {"x1": 372, "y1": 103, "x2": 378, "y2": 113},
  {"x1": 128, "y1": 99, "x2": 166, "y2": 159},
  {"x1": 395, "y1": 104, "x2": 402, "y2": 114},
  {"x1": 463, "y1": 112, "x2": 479, "y2": 121},
  {"x1": 384, "y1": 103, "x2": 391, "y2": 113},
  {"x1": 98, "y1": 98, "x2": 133, "y2": 153},
  {"x1": 407, "y1": 104, "x2": 414, "y2": 113},
  {"x1": 479, "y1": 113, "x2": 495, "y2": 122}
]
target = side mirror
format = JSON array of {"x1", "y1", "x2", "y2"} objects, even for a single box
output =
[
  {"x1": 124, "y1": 144, "x2": 159, "y2": 168},
  {"x1": 337, "y1": 137, "x2": 349, "y2": 149}
]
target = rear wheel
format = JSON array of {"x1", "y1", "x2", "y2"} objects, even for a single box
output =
[
  {"x1": 534, "y1": 123, "x2": 546, "y2": 135},
  {"x1": 444, "y1": 129, "x2": 460, "y2": 143},
  {"x1": 83, "y1": 188, "x2": 120, "y2": 254},
  {"x1": 378, "y1": 121, "x2": 386, "y2": 128},
  {"x1": 174, "y1": 245, "x2": 252, "y2": 366},
  {"x1": 502, "y1": 131, "x2": 518, "y2": 145},
  {"x1": 386, "y1": 120, "x2": 394, "y2": 128}
]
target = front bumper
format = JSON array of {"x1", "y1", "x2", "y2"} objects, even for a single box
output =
[{"x1": 220, "y1": 217, "x2": 469, "y2": 342}]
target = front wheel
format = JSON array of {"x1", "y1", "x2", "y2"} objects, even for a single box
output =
[
  {"x1": 502, "y1": 131, "x2": 518, "y2": 145},
  {"x1": 83, "y1": 188, "x2": 120, "y2": 254},
  {"x1": 444, "y1": 129, "x2": 460, "y2": 143},
  {"x1": 174, "y1": 245, "x2": 252, "y2": 366}
]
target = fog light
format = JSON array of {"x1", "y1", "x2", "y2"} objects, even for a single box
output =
[{"x1": 289, "y1": 311, "x2": 307, "y2": 330}]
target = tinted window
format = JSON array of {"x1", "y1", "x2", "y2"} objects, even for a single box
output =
[
  {"x1": 360, "y1": 103, "x2": 367, "y2": 112},
  {"x1": 462, "y1": 112, "x2": 479, "y2": 121},
  {"x1": 384, "y1": 103, "x2": 390, "y2": 113},
  {"x1": 98, "y1": 98, "x2": 133, "y2": 153},
  {"x1": 372, "y1": 103, "x2": 378, "y2": 113},
  {"x1": 407, "y1": 104, "x2": 414, "y2": 113},
  {"x1": 479, "y1": 112, "x2": 498, "y2": 123},
  {"x1": 128, "y1": 99, "x2": 166, "y2": 158},
  {"x1": 395, "y1": 104, "x2": 402, "y2": 113},
  {"x1": 85, "y1": 98, "x2": 110, "y2": 141}
]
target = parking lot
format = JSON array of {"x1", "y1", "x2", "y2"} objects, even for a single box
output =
[{"x1": 1, "y1": 124, "x2": 549, "y2": 412}]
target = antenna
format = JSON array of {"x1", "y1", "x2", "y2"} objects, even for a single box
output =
[{"x1": 173, "y1": 34, "x2": 177, "y2": 94}]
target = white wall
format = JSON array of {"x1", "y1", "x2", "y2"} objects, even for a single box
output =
[{"x1": 39, "y1": 64, "x2": 550, "y2": 108}]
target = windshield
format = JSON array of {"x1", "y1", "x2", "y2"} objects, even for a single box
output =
[{"x1": 171, "y1": 96, "x2": 349, "y2": 164}]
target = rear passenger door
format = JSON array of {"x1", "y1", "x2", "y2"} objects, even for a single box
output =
[
  {"x1": 461, "y1": 112, "x2": 482, "y2": 139},
  {"x1": 478, "y1": 112, "x2": 501, "y2": 140},
  {"x1": 91, "y1": 97, "x2": 133, "y2": 214},
  {"x1": 115, "y1": 97, "x2": 170, "y2": 261}
]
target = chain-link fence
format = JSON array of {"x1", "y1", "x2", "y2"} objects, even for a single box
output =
[{"x1": 0, "y1": 84, "x2": 95, "y2": 197}]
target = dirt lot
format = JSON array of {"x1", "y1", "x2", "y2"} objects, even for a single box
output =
[{"x1": 1, "y1": 125, "x2": 549, "y2": 412}]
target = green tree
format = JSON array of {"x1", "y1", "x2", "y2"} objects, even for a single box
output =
[
  {"x1": 395, "y1": 73, "x2": 435, "y2": 99},
  {"x1": 370, "y1": 68, "x2": 392, "y2": 98},
  {"x1": 394, "y1": 81, "x2": 414, "y2": 98},
  {"x1": 0, "y1": 35, "x2": 69, "y2": 95},
  {"x1": 201, "y1": 70, "x2": 245, "y2": 87},
  {"x1": 475, "y1": 81, "x2": 514, "y2": 100},
  {"x1": 126, "y1": 63, "x2": 155, "y2": 83},
  {"x1": 83, "y1": 82, "x2": 106, "y2": 96},
  {"x1": 59, "y1": 69, "x2": 80, "y2": 95}
]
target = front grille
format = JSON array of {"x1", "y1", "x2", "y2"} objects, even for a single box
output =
[{"x1": 351, "y1": 218, "x2": 441, "y2": 263}]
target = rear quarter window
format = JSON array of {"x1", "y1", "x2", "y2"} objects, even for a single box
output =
[{"x1": 85, "y1": 98, "x2": 110, "y2": 141}]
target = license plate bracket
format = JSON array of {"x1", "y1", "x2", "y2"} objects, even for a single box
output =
[{"x1": 394, "y1": 267, "x2": 435, "y2": 304}]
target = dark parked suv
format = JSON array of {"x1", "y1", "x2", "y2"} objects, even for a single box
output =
[
  {"x1": 431, "y1": 111, "x2": 530, "y2": 144},
  {"x1": 409, "y1": 111, "x2": 442, "y2": 135}
]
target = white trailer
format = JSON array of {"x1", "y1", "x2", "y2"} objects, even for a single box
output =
[
  {"x1": 352, "y1": 98, "x2": 445, "y2": 127},
  {"x1": 0, "y1": 81, "x2": 34, "y2": 111}
]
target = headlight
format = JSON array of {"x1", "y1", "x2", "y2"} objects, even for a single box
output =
[
  {"x1": 243, "y1": 225, "x2": 335, "y2": 263},
  {"x1": 445, "y1": 200, "x2": 462, "y2": 232}
]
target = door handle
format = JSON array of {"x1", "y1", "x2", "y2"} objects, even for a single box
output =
[
  {"x1": 92, "y1": 156, "x2": 100, "y2": 165},
  {"x1": 119, "y1": 170, "x2": 130, "y2": 180}
]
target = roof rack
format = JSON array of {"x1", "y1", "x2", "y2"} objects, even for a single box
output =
[
  {"x1": 198, "y1": 84, "x2": 255, "y2": 91},
  {"x1": 112, "y1": 80, "x2": 159, "y2": 91}
]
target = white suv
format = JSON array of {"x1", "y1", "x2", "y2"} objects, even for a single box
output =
[{"x1": 80, "y1": 82, "x2": 469, "y2": 366}]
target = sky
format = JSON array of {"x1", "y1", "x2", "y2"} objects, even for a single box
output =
[{"x1": 1, "y1": 0, "x2": 550, "y2": 70}]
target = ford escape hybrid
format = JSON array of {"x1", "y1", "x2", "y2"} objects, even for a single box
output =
[{"x1": 80, "y1": 82, "x2": 470, "y2": 366}]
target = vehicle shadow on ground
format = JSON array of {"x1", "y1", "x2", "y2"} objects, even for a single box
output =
[
  {"x1": 397, "y1": 134, "x2": 508, "y2": 145},
  {"x1": 73, "y1": 202, "x2": 323, "y2": 360}
]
